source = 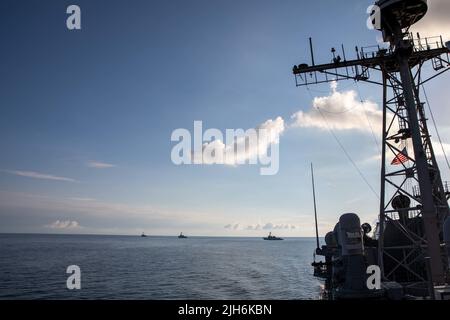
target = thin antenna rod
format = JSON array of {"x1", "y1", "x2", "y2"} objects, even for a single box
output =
[
  {"x1": 311, "y1": 163, "x2": 320, "y2": 250},
  {"x1": 309, "y1": 37, "x2": 315, "y2": 66}
]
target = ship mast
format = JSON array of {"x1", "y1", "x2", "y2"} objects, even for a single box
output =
[
  {"x1": 293, "y1": 0, "x2": 450, "y2": 296},
  {"x1": 311, "y1": 163, "x2": 320, "y2": 251}
]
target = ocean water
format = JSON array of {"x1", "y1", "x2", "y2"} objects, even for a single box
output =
[{"x1": 0, "y1": 234, "x2": 322, "y2": 300}]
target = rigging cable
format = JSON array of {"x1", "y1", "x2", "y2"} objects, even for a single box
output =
[
  {"x1": 308, "y1": 85, "x2": 359, "y2": 114},
  {"x1": 355, "y1": 82, "x2": 381, "y2": 155},
  {"x1": 306, "y1": 86, "x2": 380, "y2": 199},
  {"x1": 422, "y1": 84, "x2": 450, "y2": 171}
]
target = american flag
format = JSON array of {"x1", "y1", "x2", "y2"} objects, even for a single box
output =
[{"x1": 391, "y1": 147, "x2": 409, "y2": 165}]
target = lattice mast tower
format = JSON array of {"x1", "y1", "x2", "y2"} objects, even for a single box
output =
[{"x1": 292, "y1": 0, "x2": 450, "y2": 288}]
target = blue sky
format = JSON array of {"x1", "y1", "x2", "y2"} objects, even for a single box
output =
[{"x1": 0, "y1": 0, "x2": 449, "y2": 236}]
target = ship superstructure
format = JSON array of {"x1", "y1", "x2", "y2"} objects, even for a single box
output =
[{"x1": 294, "y1": 0, "x2": 450, "y2": 299}]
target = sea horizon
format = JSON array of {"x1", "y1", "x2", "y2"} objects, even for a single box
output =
[
  {"x1": 0, "y1": 232, "x2": 320, "y2": 239},
  {"x1": 0, "y1": 233, "x2": 322, "y2": 300}
]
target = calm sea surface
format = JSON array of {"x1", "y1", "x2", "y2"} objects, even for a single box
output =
[{"x1": 0, "y1": 234, "x2": 322, "y2": 299}]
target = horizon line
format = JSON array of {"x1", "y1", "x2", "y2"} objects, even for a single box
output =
[{"x1": 0, "y1": 232, "x2": 322, "y2": 238}]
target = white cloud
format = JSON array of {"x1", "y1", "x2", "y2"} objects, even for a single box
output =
[
  {"x1": 196, "y1": 117, "x2": 285, "y2": 166},
  {"x1": 431, "y1": 139, "x2": 450, "y2": 156},
  {"x1": 274, "y1": 224, "x2": 291, "y2": 230},
  {"x1": 262, "y1": 222, "x2": 273, "y2": 230},
  {"x1": 193, "y1": 82, "x2": 384, "y2": 170},
  {"x1": 222, "y1": 224, "x2": 239, "y2": 230},
  {"x1": 2, "y1": 170, "x2": 77, "y2": 182},
  {"x1": 290, "y1": 82, "x2": 383, "y2": 134},
  {"x1": 47, "y1": 220, "x2": 80, "y2": 229},
  {"x1": 432, "y1": 139, "x2": 450, "y2": 158},
  {"x1": 87, "y1": 161, "x2": 116, "y2": 169},
  {"x1": 260, "y1": 222, "x2": 295, "y2": 230}
]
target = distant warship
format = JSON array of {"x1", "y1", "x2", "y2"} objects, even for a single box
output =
[{"x1": 263, "y1": 232, "x2": 283, "y2": 241}]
